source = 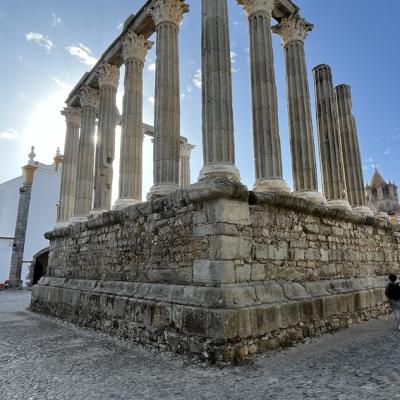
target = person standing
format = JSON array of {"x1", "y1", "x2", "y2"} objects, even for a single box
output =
[{"x1": 385, "y1": 274, "x2": 400, "y2": 329}]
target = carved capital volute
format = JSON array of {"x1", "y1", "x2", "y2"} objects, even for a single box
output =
[
  {"x1": 79, "y1": 86, "x2": 100, "y2": 110},
  {"x1": 97, "y1": 63, "x2": 120, "y2": 89},
  {"x1": 61, "y1": 107, "x2": 81, "y2": 126},
  {"x1": 272, "y1": 12, "x2": 313, "y2": 46},
  {"x1": 122, "y1": 31, "x2": 154, "y2": 63},
  {"x1": 150, "y1": 0, "x2": 189, "y2": 28},
  {"x1": 237, "y1": 0, "x2": 275, "y2": 17}
]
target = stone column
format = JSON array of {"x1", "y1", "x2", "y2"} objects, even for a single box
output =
[
  {"x1": 148, "y1": 0, "x2": 189, "y2": 199},
  {"x1": 272, "y1": 13, "x2": 325, "y2": 203},
  {"x1": 335, "y1": 84, "x2": 373, "y2": 216},
  {"x1": 114, "y1": 32, "x2": 153, "y2": 209},
  {"x1": 92, "y1": 63, "x2": 120, "y2": 213},
  {"x1": 71, "y1": 86, "x2": 99, "y2": 222},
  {"x1": 313, "y1": 64, "x2": 351, "y2": 210},
  {"x1": 237, "y1": 0, "x2": 288, "y2": 193},
  {"x1": 180, "y1": 138, "x2": 195, "y2": 188},
  {"x1": 57, "y1": 107, "x2": 81, "y2": 226},
  {"x1": 199, "y1": 0, "x2": 240, "y2": 182},
  {"x1": 9, "y1": 148, "x2": 38, "y2": 288}
]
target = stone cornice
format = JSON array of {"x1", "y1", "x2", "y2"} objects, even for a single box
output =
[
  {"x1": 61, "y1": 107, "x2": 81, "y2": 125},
  {"x1": 150, "y1": 0, "x2": 189, "y2": 28},
  {"x1": 79, "y1": 86, "x2": 100, "y2": 109},
  {"x1": 237, "y1": 0, "x2": 275, "y2": 18},
  {"x1": 272, "y1": 12, "x2": 313, "y2": 46},
  {"x1": 97, "y1": 63, "x2": 120, "y2": 89},
  {"x1": 180, "y1": 142, "x2": 195, "y2": 158},
  {"x1": 122, "y1": 31, "x2": 154, "y2": 63}
]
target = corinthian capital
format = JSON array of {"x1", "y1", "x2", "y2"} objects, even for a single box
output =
[
  {"x1": 237, "y1": 0, "x2": 275, "y2": 17},
  {"x1": 150, "y1": 0, "x2": 189, "y2": 27},
  {"x1": 79, "y1": 86, "x2": 100, "y2": 109},
  {"x1": 97, "y1": 63, "x2": 120, "y2": 89},
  {"x1": 122, "y1": 31, "x2": 154, "y2": 63},
  {"x1": 61, "y1": 107, "x2": 81, "y2": 125},
  {"x1": 272, "y1": 12, "x2": 313, "y2": 46},
  {"x1": 180, "y1": 142, "x2": 195, "y2": 158}
]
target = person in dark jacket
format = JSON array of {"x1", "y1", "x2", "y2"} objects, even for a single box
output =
[{"x1": 385, "y1": 274, "x2": 400, "y2": 329}]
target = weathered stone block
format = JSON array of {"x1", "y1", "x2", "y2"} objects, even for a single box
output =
[
  {"x1": 208, "y1": 236, "x2": 252, "y2": 260},
  {"x1": 251, "y1": 263, "x2": 265, "y2": 281},
  {"x1": 205, "y1": 199, "x2": 251, "y2": 225},
  {"x1": 279, "y1": 302, "x2": 300, "y2": 329},
  {"x1": 236, "y1": 264, "x2": 251, "y2": 282},
  {"x1": 193, "y1": 260, "x2": 235, "y2": 285}
]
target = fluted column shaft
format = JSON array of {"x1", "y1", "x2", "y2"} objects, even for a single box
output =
[
  {"x1": 148, "y1": 0, "x2": 189, "y2": 198},
  {"x1": 180, "y1": 140, "x2": 195, "y2": 188},
  {"x1": 273, "y1": 14, "x2": 324, "y2": 203},
  {"x1": 58, "y1": 107, "x2": 81, "y2": 225},
  {"x1": 336, "y1": 84, "x2": 370, "y2": 213},
  {"x1": 93, "y1": 63, "x2": 119, "y2": 212},
  {"x1": 199, "y1": 0, "x2": 240, "y2": 181},
  {"x1": 116, "y1": 32, "x2": 153, "y2": 208},
  {"x1": 313, "y1": 65, "x2": 350, "y2": 209},
  {"x1": 73, "y1": 87, "x2": 99, "y2": 220},
  {"x1": 238, "y1": 0, "x2": 288, "y2": 192}
]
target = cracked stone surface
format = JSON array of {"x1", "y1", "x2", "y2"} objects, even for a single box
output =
[{"x1": 1, "y1": 290, "x2": 400, "y2": 400}]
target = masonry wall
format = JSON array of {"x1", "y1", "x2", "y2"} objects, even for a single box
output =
[{"x1": 31, "y1": 178, "x2": 400, "y2": 363}]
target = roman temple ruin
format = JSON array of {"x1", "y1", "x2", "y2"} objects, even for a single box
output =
[{"x1": 30, "y1": 0, "x2": 400, "y2": 363}]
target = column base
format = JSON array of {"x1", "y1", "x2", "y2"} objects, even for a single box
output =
[
  {"x1": 352, "y1": 206, "x2": 374, "y2": 217},
  {"x1": 376, "y1": 212, "x2": 389, "y2": 220},
  {"x1": 88, "y1": 209, "x2": 109, "y2": 218},
  {"x1": 147, "y1": 184, "x2": 180, "y2": 201},
  {"x1": 198, "y1": 163, "x2": 240, "y2": 182},
  {"x1": 327, "y1": 199, "x2": 353, "y2": 212},
  {"x1": 54, "y1": 221, "x2": 71, "y2": 229},
  {"x1": 291, "y1": 190, "x2": 327, "y2": 205},
  {"x1": 253, "y1": 178, "x2": 290, "y2": 193},
  {"x1": 113, "y1": 198, "x2": 141, "y2": 210},
  {"x1": 69, "y1": 216, "x2": 88, "y2": 225}
]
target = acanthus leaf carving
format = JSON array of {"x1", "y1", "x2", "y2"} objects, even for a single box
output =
[
  {"x1": 150, "y1": 0, "x2": 189, "y2": 27},
  {"x1": 79, "y1": 86, "x2": 100, "y2": 110},
  {"x1": 122, "y1": 31, "x2": 154, "y2": 63},
  {"x1": 272, "y1": 12, "x2": 314, "y2": 46},
  {"x1": 61, "y1": 107, "x2": 81, "y2": 125},
  {"x1": 237, "y1": 0, "x2": 275, "y2": 17},
  {"x1": 97, "y1": 63, "x2": 120, "y2": 89}
]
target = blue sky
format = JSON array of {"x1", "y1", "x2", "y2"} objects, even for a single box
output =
[{"x1": 0, "y1": 0, "x2": 399, "y2": 199}]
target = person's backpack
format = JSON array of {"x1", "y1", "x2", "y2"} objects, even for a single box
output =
[{"x1": 385, "y1": 282, "x2": 400, "y2": 301}]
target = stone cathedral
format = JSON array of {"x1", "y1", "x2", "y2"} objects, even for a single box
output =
[{"x1": 29, "y1": 0, "x2": 400, "y2": 364}]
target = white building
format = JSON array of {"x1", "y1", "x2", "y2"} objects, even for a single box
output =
[{"x1": 0, "y1": 149, "x2": 62, "y2": 285}]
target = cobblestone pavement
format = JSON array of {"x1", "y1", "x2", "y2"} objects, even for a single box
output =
[{"x1": 1, "y1": 290, "x2": 400, "y2": 400}]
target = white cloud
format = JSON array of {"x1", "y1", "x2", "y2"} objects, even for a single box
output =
[
  {"x1": 193, "y1": 69, "x2": 202, "y2": 89},
  {"x1": 51, "y1": 13, "x2": 62, "y2": 27},
  {"x1": 25, "y1": 32, "x2": 54, "y2": 51},
  {"x1": 0, "y1": 129, "x2": 18, "y2": 140},
  {"x1": 393, "y1": 134, "x2": 400, "y2": 140},
  {"x1": 230, "y1": 51, "x2": 237, "y2": 64},
  {"x1": 148, "y1": 97, "x2": 155, "y2": 105},
  {"x1": 66, "y1": 43, "x2": 98, "y2": 67},
  {"x1": 116, "y1": 22, "x2": 123, "y2": 30},
  {"x1": 384, "y1": 148, "x2": 391, "y2": 154},
  {"x1": 52, "y1": 78, "x2": 73, "y2": 91},
  {"x1": 148, "y1": 62, "x2": 156, "y2": 72}
]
